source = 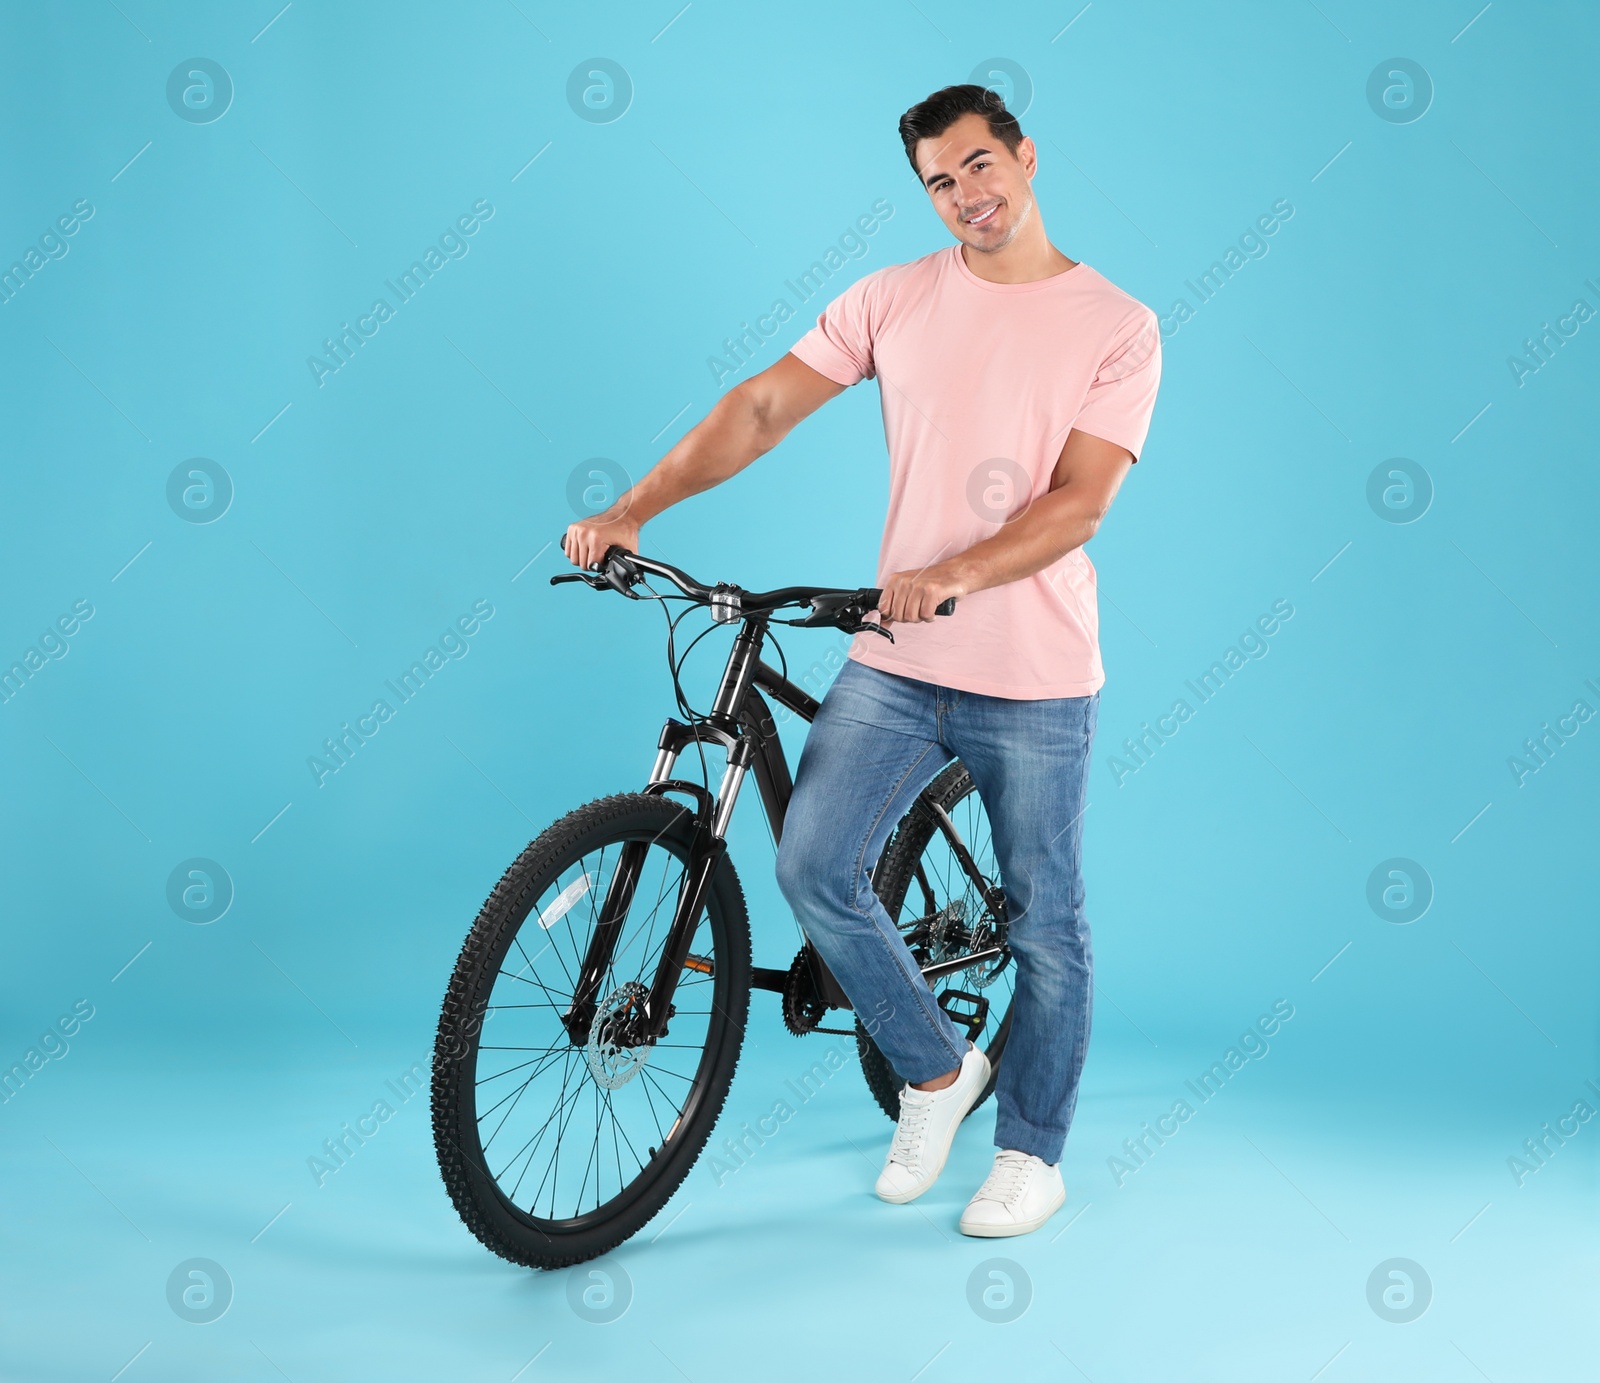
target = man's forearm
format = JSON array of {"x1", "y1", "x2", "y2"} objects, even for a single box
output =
[
  {"x1": 615, "y1": 386, "x2": 772, "y2": 525},
  {"x1": 564, "y1": 354, "x2": 843, "y2": 572},
  {"x1": 875, "y1": 427, "x2": 1133, "y2": 625},
  {"x1": 941, "y1": 486, "x2": 1103, "y2": 595}
]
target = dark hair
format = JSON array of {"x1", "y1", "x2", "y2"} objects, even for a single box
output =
[{"x1": 898, "y1": 84, "x2": 1024, "y2": 178}]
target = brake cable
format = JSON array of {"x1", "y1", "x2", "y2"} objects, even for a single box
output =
[
  {"x1": 644, "y1": 578, "x2": 722, "y2": 796},
  {"x1": 656, "y1": 584, "x2": 799, "y2": 804},
  {"x1": 585, "y1": 563, "x2": 863, "y2": 800}
]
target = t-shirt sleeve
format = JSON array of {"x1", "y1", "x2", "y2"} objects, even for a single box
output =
[
  {"x1": 1071, "y1": 307, "x2": 1163, "y2": 462},
  {"x1": 788, "y1": 270, "x2": 881, "y2": 387}
]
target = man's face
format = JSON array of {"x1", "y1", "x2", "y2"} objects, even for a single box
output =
[{"x1": 913, "y1": 111, "x2": 1038, "y2": 253}]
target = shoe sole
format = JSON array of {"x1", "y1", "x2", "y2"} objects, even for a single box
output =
[
  {"x1": 875, "y1": 1055, "x2": 991, "y2": 1205},
  {"x1": 958, "y1": 1185, "x2": 1068, "y2": 1237}
]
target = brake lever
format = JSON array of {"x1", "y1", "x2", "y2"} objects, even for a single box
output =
[
  {"x1": 849, "y1": 617, "x2": 894, "y2": 643},
  {"x1": 548, "y1": 547, "x2": 643, "y2": 596},
  {"x1": 838, "y1": 589, "x2": 956, "y2": 641},
  {"x1": 795, "y1": 593, "x2": 897, "y2": 642}
]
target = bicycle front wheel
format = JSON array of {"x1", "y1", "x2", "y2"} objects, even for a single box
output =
[{"x1": 431, "y1": 792, "x2": 751, "y2": 1269}]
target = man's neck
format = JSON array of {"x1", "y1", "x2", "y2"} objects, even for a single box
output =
[{"x1": 960, "y1": 217, "x2": 1078, "y2": 285}]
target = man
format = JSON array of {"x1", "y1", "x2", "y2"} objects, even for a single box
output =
[{"x1": 563, "y1": 84, "x2": 1161, "y2": 1236}]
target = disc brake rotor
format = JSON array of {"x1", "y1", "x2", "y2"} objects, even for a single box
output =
[
  {"x1": 967, "y1": 942, "x2": 1009, "y2": 990},
  {"x1": 960, "y1": 887, "x2": 1009, "y2": 991},
  {"x1": 584, "y1": 981, "x2": 650, "y2": 1090}
]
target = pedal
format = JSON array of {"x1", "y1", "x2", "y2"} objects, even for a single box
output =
[
  {"x1": 682, "y1": 953, "x2": 714, "y2": 976},
  {"x1": 937, "y1": 989, "x2": 989, "y2": 1043}
]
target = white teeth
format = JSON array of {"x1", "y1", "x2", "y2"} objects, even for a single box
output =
[{"x1": 968, "y1": 204, "x2": 998, "y2": 225}]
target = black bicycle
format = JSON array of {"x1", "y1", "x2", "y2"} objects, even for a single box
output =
[{"x1": 431, "y1": 545, "x2": 1017, "y2": 1268}]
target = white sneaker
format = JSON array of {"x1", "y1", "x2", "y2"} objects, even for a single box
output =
[
  {"x1": 874, "y1": 1046, "x2": 990, "y2": 1204},
  {"x1": 959, "y1": 1149, "x2": 1067, "y2": 1237}
]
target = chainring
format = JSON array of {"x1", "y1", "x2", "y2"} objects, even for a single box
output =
[{"x1": 780, "y1": 948, "x2": 828, "y2": 1036}]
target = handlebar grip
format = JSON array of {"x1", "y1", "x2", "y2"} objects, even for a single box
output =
[{"x1": 864, "y1": 589, "x2": 957, "y2": 616}]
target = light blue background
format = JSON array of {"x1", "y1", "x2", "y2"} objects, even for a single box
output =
[{"x1": 2, "y1": 1, "x2": 1595, "y2": 1379}]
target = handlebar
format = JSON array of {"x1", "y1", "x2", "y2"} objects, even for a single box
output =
[{"x1": 550, "y1": 544, "x2": 955, "y2": 641}]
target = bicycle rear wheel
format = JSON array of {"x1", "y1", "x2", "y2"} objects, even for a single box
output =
[
  {"x1": 431, "y1": 792, "x2": 750, "y2": 1269},
  {"x1": 855, "y1": 760, "x2": 1015, "y2": 1120}
]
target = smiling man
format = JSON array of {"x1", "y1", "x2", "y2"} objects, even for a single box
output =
[{"x1": 562, "y1": 83, "x2": 1162, "y2": 1237}]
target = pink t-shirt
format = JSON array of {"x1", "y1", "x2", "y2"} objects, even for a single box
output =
[{"x1": 788, "y1": 244, "x2": 1162, "y2": 700}]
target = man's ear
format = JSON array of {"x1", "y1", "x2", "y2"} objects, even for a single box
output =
[{"x1": 1017, "y1": 136, "x2": 1038, "y2": 179}]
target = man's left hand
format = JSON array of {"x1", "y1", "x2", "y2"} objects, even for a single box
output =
[{"x1": 875, "y1": 566, "x2": 967, "y2": 626}]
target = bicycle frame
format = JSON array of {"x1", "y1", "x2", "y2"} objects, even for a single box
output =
[{"x1": 562, "y1": 613, "x2": 1002, "y2": 1044}]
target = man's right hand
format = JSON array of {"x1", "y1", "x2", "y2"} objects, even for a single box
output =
[{"x1": 562, "y1": 508, "x2": 640, "y2": 572}]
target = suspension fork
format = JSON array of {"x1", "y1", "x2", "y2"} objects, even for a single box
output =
[
  {"x1": 562, "y1": 837, "x2": 650, "y2": 1043},
  {"x1": 638, "y1": 826, "x2": 727, "y2": 1038},
  {"x1": 636, "y1": 733, "x2": 754, "y2": 1039},
  {"x1": 559, "y1": 826, "x2": 731, "y2": 1044},
  {"x1": 563, "y1": 739, "x2": 755, "y2": 1045}
]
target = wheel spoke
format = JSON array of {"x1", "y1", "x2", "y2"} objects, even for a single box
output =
[
  {"x1": 494, "y1": 966, "x2": 569, "y2": 1010},
  {"x1": 497, "y1": 1048, "x2": 581, "y2": 1189},
  {"x1": 528, "y1": 1056, "x2": 600, "y2": 1216},
  {"x1": 482, "y1": 1046, "x2": 573, "y2": 1155},
  {"x1": 477, "y1": 1044, "x2": 568, "y2": 1094},
  {"x1": 508, "y1": 1049, "x2": 585, "y2": 1204}
]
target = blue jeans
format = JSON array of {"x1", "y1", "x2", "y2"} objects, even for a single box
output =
[{"x1": 774, "y1": 657, "x2": 1098, "y2": 1165}]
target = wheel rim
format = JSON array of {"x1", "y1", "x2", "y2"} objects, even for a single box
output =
[{"x1": 465, "y1": 825, "x2": 723, "y2": 1229}]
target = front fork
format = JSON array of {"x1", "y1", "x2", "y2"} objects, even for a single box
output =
[{"x1": 561, "y1": 722, "x2": 751, "y2": 1045}]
